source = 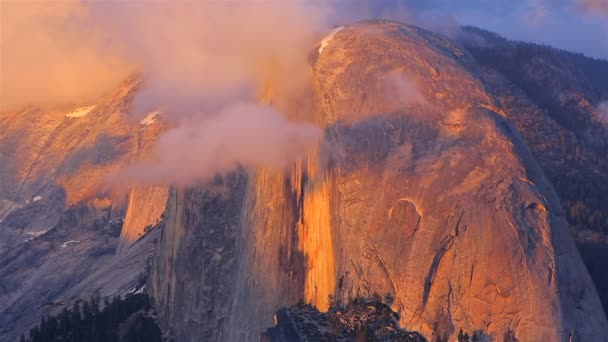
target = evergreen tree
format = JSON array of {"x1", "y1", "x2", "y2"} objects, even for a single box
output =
[
  {"x1": 458, "y1": 328, "x2": 471, "y2": 342},
  {"x1": 25, "y1": 294, "x2": 161, "y2": 342},
  {"x1": 29, "y1": 326, "x2": 40, "y2": 342},
  {"x1": 82, "y1": 299, "x2": 92, "y2": 322},
  {"x1": 58, "y1": 307, "x2": 70, "y2": 336}
]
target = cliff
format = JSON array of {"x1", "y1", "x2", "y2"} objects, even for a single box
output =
[
  {"x1": 149, "y1": 21, "x2": 608, "y2": 342},
  {"x1": 260, "y1": 299, "x2": 428, "y2": 342},
  {"x1": 459, "y1": 26, "x2": 608, "y2": 315},
  {"x1": 0, "y1": 79, "x2": 168, "y2": 341}
]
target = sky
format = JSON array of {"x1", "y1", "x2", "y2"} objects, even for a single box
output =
[
  {"x1": 424, "y1": 0, "x2": 608, "y2": 59},
  {"x1": 356, "y1": 0, "x2": 608, "y2": 59},
  {"x1": 2, "y1": 0, "x2": 606, "y2": 112}
]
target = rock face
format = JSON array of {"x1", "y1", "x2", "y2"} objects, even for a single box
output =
[
  {"x1": 0, "y1": 201, "x2": 159, "y2": 341},
  {"x1": 117, "y1": 185, "x2": 168, "y2": 254},
  {"x1": 459, "y1": 26, "x2": 608, "y2": 240},
  {"x1": 0, "y1": 79, "x2": 167, "y2": 254},
  {"x1": 0, "y1": 79, "x2": 168, "y2": 341},
  {"x1": 149, "y1": 21, "x2": 608, "y2": 342},
  {"x1": 458, "y1": 28, "x2": 608, "y2": 315}
]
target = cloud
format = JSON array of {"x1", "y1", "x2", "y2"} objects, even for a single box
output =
[
  {"x1": 2, "y1": 0, "x2": 606, "y2": 187},
  {"x1": 1, "y1": 1, "x2": 335, "y2": 113},
  {"x1": 3, "y1": 1, "x2": 333, "y2": 186},
  {"x1": 0, "y1": 1, "x2": 132, "y2": 111},
  {"x1": 91, "y1": 1, "x2": 332, "y2": 117},
  {"x1": 385, "y1": 73, "x2": 428, "y2": 108},
  {"x1": 577, "y1": 0, "x2": 608, "y2": 15},
  {"x1": 120, "y1": 104, "x2": 321, "y2": 186},
  {"x1": 3, "y1": 0, "x2": 605, "y2": 114},
  {"x1": 104, "y1": 2, "x2": 330, "y2": 186}
]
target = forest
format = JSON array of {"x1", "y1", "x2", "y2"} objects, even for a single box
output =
[{"x1": 23, "y1": 293, "x2": 162, "y2": 342}]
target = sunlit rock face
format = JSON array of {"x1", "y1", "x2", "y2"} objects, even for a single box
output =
[
  {"x1": 312, "y1": 21, "x2": 607, "y2": 341},
  {"x1": 150, "y1": 21, "x2": 608, "y2": 342},
  {"x1": 0, "y1": 79, "x2": 169, "y2": 341},
  {"x1": 0, "y1": 79, "x2": 167, "y2": 253},
  {"x1": 116, "y1": 184, "x2": 168, "y2": 254}
]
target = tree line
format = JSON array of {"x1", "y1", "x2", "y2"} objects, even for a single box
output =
[{"x1": 23, "y1": 292, "x2": 162, "y2": 342}]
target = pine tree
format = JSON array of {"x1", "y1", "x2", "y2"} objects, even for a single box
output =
[
  {"x1": 27, "y1": 294, "x2": 162, "y2": 342},
  {"x1": 29, "y1": 325, "x2": 40, "y2": 342},
  {"x1": 46, "y1": 315, "x2": 58, "y2": 340},
  {"x1": 58, "y1": 307, "x2": 70, "y2": 337},
  {"x1": 90, "y1": 293, "x2": 100, "y2": 316},
  {"x1": 458, "y1": 328, "x2": 471, "y2": 342},
  {"x1": 69, "y1": 301, "x2": 82, "y2": 342},
  {"x1": 82, "y1": 299, "x2": 92, "y2": 322}
]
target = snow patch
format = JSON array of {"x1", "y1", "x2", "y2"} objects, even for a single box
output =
[
  {"x1": 319, "y1": 26, "x2": 344, "y2": 54},
  {"x1": 140, "y1": 111, "x2": 160, "y2": 126},
  {"x1": 33, "y1": 195, "x2": 42, "y2": 202},
  {"x1": 128, "y1": 285, "x2": 146, "y2": 295},
  {"x1": 26, "y1": 230, "x2": 48, "y2": 237},
  {"x1": 60, "y1": 240, "x2": 80, "y2": 248},
  {"x1": 24, "y1": 230, "x2": 48, "y2": 242},
  {"x1": 66, "y1": 105, "x2": 96, "y2": 118}
]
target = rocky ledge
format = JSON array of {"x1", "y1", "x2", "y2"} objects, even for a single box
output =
[{"x1": 261, "y1": 297, "x2": 427, "y2": 342}]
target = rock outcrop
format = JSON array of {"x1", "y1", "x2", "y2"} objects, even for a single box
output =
[
  {"x1": 0, "y1": 79, "x2": 167, "y2": 254},
  {"x1": 0, "y1": 201, "x2": 159, "y2": 341},
  {"x1": 149, "y1": 21, "x2": 608, "y2": 342},
  {"x1": 0, "y1": 79, "x2": 169, "y2": 341},
  {"x1": 261, "y1": 300, "x2": 428, "y2": 342}
]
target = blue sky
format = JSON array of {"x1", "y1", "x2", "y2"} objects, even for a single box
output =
[
  {"x1": 358, "y1": 0, "x2": 608, "y2": 59},
  {"x1": 446, "y1": 1, "x2": 608, "y2": 59}
]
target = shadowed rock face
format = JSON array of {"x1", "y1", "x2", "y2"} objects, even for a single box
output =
[
  {"x1": 0, "y1": 79, "x2": 169, "y2": 341},
  {"x1": 150, "y1": 21, "x2": 608, "y2": 342},
  {"x1": 0, "y1": 201, "x2": 160, "y2": 341}
]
